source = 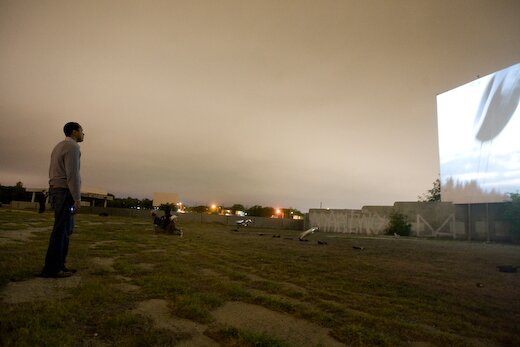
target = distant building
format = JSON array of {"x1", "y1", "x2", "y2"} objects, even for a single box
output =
[{"x1": 26, "y1": 186, "x2": 113, "y2": 207}]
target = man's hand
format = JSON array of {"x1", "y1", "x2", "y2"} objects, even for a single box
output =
[{"x1": 74, "y1": 200, "x2": 81, "y2": 213}]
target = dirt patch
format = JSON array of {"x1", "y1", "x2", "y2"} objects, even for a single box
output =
[
  {"x1": 89, "y1": 240, "x2": 117, "y2": 249},
  {"x1": 281, "y1": 281, "x2": 308, "y2": 294},
  {"x1": 133, "y1": 298, "x2": 345, "y2": 347},
  {"x1": 200, "y1": 268, "x2": 223, "y2": 278},
  {"x1": 0, "y1": 226, "x2": 52, "y2": 244},
  {"x1": 111, "y1": 283, "x2": 141, "y2": 293},
  {"x1": 90, "y1": 257, "x2": 117, "y2": 272},
  {"x1": 212, "y1": 301, "x2": 345, "y2": 347},
  {"x1": 133, "y1": 299, "x2": 218, "y2": 346},
  {"x1": 1, "y1": 276, "x2": 81, "y2": 304},
  {"x1": 136, "y1": 263, "x2": 155, "y2": 271}
]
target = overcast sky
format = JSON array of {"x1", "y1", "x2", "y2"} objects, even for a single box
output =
[{"x1": 1, "y1": 0, "x2": 519, "y2": 212}]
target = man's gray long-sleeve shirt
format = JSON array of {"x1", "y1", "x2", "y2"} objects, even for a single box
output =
[{"x1": 48, "y1": 137, "x2": 81, "y2": 201}]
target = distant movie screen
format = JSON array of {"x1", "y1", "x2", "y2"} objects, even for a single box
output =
[{"x1": 437, "y1": 62, "x2": 520, "y2": 204}]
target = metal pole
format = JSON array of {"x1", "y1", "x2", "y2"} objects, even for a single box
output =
[
  {"x1": 468, "y1": 204, "x2": 472, "y2": 241},
  {"x1": 486, "y1": 203, "x2": 490, "y2": 242}
]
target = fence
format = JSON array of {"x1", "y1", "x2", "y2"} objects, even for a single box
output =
[{"x1": 5, "y1": 203, "x2": 304, "y2": 231}]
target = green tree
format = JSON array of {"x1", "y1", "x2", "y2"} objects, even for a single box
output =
[
  {"x1": 230, "y1": 204, "x2": 246, "y2": 214},
  {"x1": 0, "y1": 182, "x2": 30, "y2": 203},
  {"x1": 108, "y1": 196, "x2": 140, "y2": 208},
  {"x1": 188, "y1": 205, "x2": 208, "y2": 213},
  {"x1": 247, "y1": 205, "x2": 274, "y2": 218},
  {"x1": 418, "y1": 178, "x2": 441, "y2": 202},
  {"x1": 385, "y1": 211, "x2": 412, "y2": 236},
  {"x1": 140, "y1": 198, "x2": 153, "y2": 209}
]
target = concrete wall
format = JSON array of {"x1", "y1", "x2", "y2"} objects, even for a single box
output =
[
  {"x1": 393, "y1": 202, "x2": 461, "y2": 238},
  {"x1": 309, "y1": 201, "x2": 514, "y2": 242}
]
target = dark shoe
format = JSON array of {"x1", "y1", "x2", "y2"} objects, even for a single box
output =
[
  {"x1": 40, "y1": 270, "x2": 73, "y2": 278},
  {"x1": 62, "y1": 267, "x2": 77, "y2": 273}
]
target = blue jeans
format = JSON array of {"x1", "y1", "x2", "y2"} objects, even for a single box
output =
[{"x1": 43, "y1": 188, "x2": 75, "y2": 274}]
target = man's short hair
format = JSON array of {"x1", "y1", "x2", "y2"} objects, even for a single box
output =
[{"x1": 63, "y1": 122, "x2": 82, "y2": 137}]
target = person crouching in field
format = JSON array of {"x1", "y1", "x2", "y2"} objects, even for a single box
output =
[
  {"x1": 151, "y1": 212, "x2": 162, "y2": 227},
  {"x1": 151, "y1": 211, "x2": 183, "y2": 236}
]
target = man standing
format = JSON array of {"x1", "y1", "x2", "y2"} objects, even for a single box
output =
[{"x1": 41, "y1": 122, "x2": 84, "y2": 278}]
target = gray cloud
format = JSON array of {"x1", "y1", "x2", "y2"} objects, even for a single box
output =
[{"x1": 1, "y1": 0, "x2": 520, "y2": 211}]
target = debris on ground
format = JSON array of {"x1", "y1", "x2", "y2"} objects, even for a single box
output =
[
  {"x1": 299, "y1": 227, "x2": 319, "y2": 241},
  {"x1": 497, "y1": 265, "x2": 518, "y2": 273}
]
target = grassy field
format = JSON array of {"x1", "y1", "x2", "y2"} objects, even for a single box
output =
[{"x1": 1, "y1": 208, "x2": 519, "y2": 346}]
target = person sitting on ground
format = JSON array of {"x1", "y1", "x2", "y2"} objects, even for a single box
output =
[
  {"x1": 151, "y1": 210, "x2": 183, "y2": 236},
  {"x1": 162, "y1": 206, "x2": 173, "y2": 230},
  {"x1": 165, "y1": 214, "x2": 183, "y2": 236},
  {"x1": 151, "y1": 212, "x2": 163, "y2": 229}
]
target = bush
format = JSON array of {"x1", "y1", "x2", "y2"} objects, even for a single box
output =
[{"x1": 385, "y1": 211, "x2": 412, "y2": 236}]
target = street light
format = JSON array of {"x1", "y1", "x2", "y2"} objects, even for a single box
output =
[{"x1": 210, "y1": 204, "x2": 220, "y2": 214}]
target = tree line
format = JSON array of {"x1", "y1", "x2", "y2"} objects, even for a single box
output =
[
  {"x1": 0, "y1": 182, "x2": 303, "y2": 217},
  {"x1": 0, "y1": 182, "x2": 32, "y2": 204}
]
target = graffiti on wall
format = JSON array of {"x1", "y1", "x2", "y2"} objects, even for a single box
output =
[
  {"x1": 414, "y1": 214, "x2": 456, "y2": 238},
  {"x1": 309, "y1": 210, "x2": 388, "y2": 235},
  {"x1": 309, "y1": 209, "x2": 458, "y2": 238}
]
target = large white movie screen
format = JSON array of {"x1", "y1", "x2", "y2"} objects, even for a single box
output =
[{"x1": 437, "y1": 62, "x2": 520, "y2": 204}]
